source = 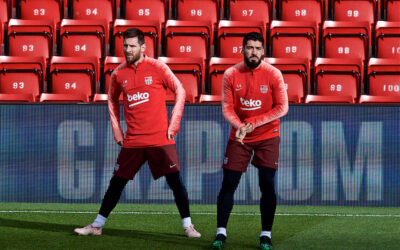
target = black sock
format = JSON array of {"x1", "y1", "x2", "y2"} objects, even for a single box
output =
[
  {"x1": 257, "y1": 166, "x2": 277, "y2": 231},
  {"x1": 217, "y1": 169, "x2": 242, "y2": 228},
  {"x1": 166, "y1": 172, "x2": 190, "y2": 219},
  {"x1": 99, "y1": 175, "x2": 129, "y2": 218}
]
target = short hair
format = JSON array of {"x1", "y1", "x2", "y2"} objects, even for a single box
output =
[
  {"x1": 242, "y1": 32, "x2": 264, "y2": 48},
  {"x1": 123, "y1": 28, "x2": 145, "y2": 45}
]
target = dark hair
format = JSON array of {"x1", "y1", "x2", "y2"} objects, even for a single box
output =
[
  {"x1": 242, "y1": 32, "x2": 264, "y2": 48},
  {"x1": 123, "y1": 28, "x2": 145, "y2": 45}
]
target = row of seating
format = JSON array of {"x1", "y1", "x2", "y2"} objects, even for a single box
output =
[
  {"x1": 0, "y1": 56, "x2": 399, "y2": 104},
  {"x1": 1, "y1": 0, "x2": 399, "y2": 27},
  {"x1": 1, "y1": 18, "x2": 400, "y2": 63}
]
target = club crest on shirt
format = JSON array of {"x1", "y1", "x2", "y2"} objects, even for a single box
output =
[
  {"x1": 260, "y1": 84, "x2": 268, "y2": 94},
  {"x1": 122, "y1": 80, "x2": 128, "y2": 88},
  {"x1": 144, "y1": 76, "x2": 153, "y2": 85},
  {"x1": 235, "y1": 84, "x2": 243, "y2": 91}
]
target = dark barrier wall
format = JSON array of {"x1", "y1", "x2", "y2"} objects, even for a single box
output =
[{"x1": 0, "y1": 104, "x2": 399, "y2": 206}]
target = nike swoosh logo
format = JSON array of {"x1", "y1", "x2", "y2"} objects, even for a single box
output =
[{"x1": 169, "y1": 164, "x2": 176, "y2": 168}]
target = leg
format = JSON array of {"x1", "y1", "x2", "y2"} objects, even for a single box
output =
[
  {"x1": 217, "y1": 168, "x2": 243, "y2": 229},
  {"x1": 257, "y1": 166, "x2": 276, "y2": 232}
]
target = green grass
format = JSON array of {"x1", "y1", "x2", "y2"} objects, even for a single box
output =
[{"x1": 1, "y1": 203, "x2": 400, "y2": 249}]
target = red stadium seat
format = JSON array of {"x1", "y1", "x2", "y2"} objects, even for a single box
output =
[
  {"x1": 366, "y1": 58, "x2": 400, "y2": 97},
  {"x1": 0, "y1": 56, "x2": 46, "y2": 102},
  {"x1": 164, "y1": 20, "x2": 212, "y2": 61},
  {"x1": 375, "y1": 21, "x2": 400, "y2": 59},
  {"x1": 68, "y1": 0, "x2": 115, "y2": 28},
  {"x1": 198, "y1": 94, "x2": 222, "y2": 103},
  {"x1": 358, "y1": 95, "x2": 400, "y2": 103},
  {"x1": 113, "y1": 19, "x2": 162, "y2": 58},
  {"x1": 208, "y1": 57, "x2": 241, "y2": 95},
  {"x1": 383, "y1": 0, "x2": 400, "y2": 21},
  {"x1": 7, "y1": 19, "x2": 56, "y2": 61},
  {"x1": 322, "y1": 21, "x2": 370, "y2": 61},
  {"x1": 93, "y1": 56, "x2": 124, "y2": 102},
  {"x1": 227, "y1": 0, "x2": 272, "y2": 25},
  {"x1": 217, "y1": 20, "x2": 267, "y2": 58},
  {"x1": 175, "y1": 0, "x2": 221, "y2": 31},
  {"x1": 306, "y1": 57, "x2": 363, "y2": 103},
  {"x1": 123, "y1": 0, "x2": 168, "y2": 24},
  {"x1": 332, "y1": 0, "x2": 377, "y2": 27},
  {"x1": 41, "y1": 56, "x2": 99, "y2": 102},
  {"x1": 264, "y1": 57, "x2": 310, "y2": 103},
  {"x1": 280, "y1": 0, "x2": 325, "y2": 27},
  {"x1": 0, "y1": 0, "x2": 12, "y2": 25},
  {"x1": 269, "y1": 21, "x2": 318, "y2": 62},
  {"x1": 17, "y1": 0, "x2": 63, "y2": 26},
  {"x1": 158, "y1": 57, "x2": 205, "y2": 103},
  {"x1": 60, "y1": 19, "x2": 108, "y2": 61}
]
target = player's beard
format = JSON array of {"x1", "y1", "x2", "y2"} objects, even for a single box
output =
[
  {"x1": 244, "y1": 55, "x2": 262, "y2": 69},
  {"x1": 125, "y1": 52, "x2": 140, "y2": 64}
]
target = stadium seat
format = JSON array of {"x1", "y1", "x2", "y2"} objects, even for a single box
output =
[
  {"x1": 59, "y1": 19, "x2": 108, "y2": 61},
  {"x1": 208, "y1": 57, "x2": 241, "y2": 95},
  {"x1": 305, "y1": 57, "x2": 363, "y2": 103},
  {"x1": 0, "y1": 56, "x2": 45, "y2": 102},
  {"x1": 331, "y1": 0, "x2": 377, "y2": 28},
  {"x1": 280, "y1": 0, "x2": 325, "y2": 27},
  {"x1": 365, "y1": 58, "x2": 400, "y2": 97},
  {"x1": 122, "y1": 0, "x2": 168, "y2": 24},
  {"x1": 158, "y1": 57, "x2": 205, "y2": 103},
  {"x1": 198, "y1": 94, "x2": 222, "y2": 103},
  {"x1": 17, "y1": 0, "x2": 63, "y2": 26},
  {"x1": 93, "y1": 56, "x2": 124, "y2": 102},
  {"x1": 227, "y1": 0, "x2": 272, "y2": 25},
  {"x1": 322, "y1": 21, "x2": 370, "y2": 62},
  {"x1": 383, "y1": 0, "x2": 400, "y2": 21},
  {"x1": 264, "y1": 57, "x2": 310, "y2": 103},
  {"x1": 375, "y1": 21, "x2": 400, "y2": 58},
  {"x1": 7, "y1": 19, "x2": 56, "y2": 61},
  {"x1": 112, "y1": 19, "x2": 162, "y2": 58},
  {"x1": 217, "y1": 20, "x2": 267, "y2": 58},
  {"x1": 68, "y1": 0, "x2": 115, "y2": 29},
  {"x1": 358, "y1": 95, "x2": 400, "y2": 103},
  {"x1": 41, "y1": 56, "x2": 99, "y2": 102},
  {"x1": 269, "y1": 21, "x2": 318, "y2": 62},
  {"x1": 175, "y1": 0, "x2": 221, "y2": 32},
  {"x1": 164, "y1": 20, "x2": 212, "y2": 61},
  {"x1": 0, "y1": 0, "x2": 12, "y2": 25}
]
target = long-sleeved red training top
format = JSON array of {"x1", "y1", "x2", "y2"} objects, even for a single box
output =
[
  {"x1": 222, "y1": 61, "x2": 289, "y2": 143},
  {"x1": 108, "y1": 56, "x2": 186, "y2": 148}
]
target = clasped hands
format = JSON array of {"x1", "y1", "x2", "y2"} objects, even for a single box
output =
[{"x1": 235, "y1": 123, "x2": 254, "y2": 144}]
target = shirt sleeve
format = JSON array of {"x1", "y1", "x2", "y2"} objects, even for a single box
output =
[
  {"x1": 222, "y1": 68, "x2": 245, "y2": 129},
  {"x1": 245, "y1": 68, "x2": 289, "y2": 128},
  {"x1": 161, "y1": 63, "x2": 186, "y2": 136},
  {"x1": 108, "y1": 71, "x2": 124, "y2": 143}
]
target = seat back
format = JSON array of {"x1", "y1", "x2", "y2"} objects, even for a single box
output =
[
  {"x1": 7, "y1": 19, "x2": 55, "y2": 60},
  {"x1": 123, "y1": 0, "x2": 167, "y2": 24},
  {"x1": 49, "y1": 56, "x2": 99, "y2": 100},
  {"x1": 158, "y1": 57, "x2": 205, "y2": 103},
  {"x1": 176, "y1": 0, "x2": 220, "y2": 30},
  {"x1": 375, "y1": 21, "x2": 400, "y2": 58},
  {"x1": 332, "y1": 0, "x2": 376, "y2": 27},
  {"x1": 367, "y1": 58, "x2": 400, "y2": 96},
  {"x1": 264, "y1": 57, "x2": 310, "y2": 103},
  {"x1": 113, "y1": 19, "x2": 161, "y2": 58},
  {"x1": 208, "y1": 57, "x2": 241, "y2": 95},
  {"x1": 384, "y1": 0, "x2": 400, "y2": 21},
  {"x1": 103, "y1": 56, "x2": 125, "y2": 94},
  {"x1": 0, "y1": 56, "x2": 45, "y2": 101},
  {"x1": 228, "y1": 0, "x2": 271, "y2": 24},
  {"x1": 322, "y1": 21, "x2": 370, "y2": 61},
  {"x1": 217, "y1": 20, "x2": 267, "y2": 58},
  {"x1": 18, "y1": 0, "x2": 63, "y2": 25},
  {"x1": 270, "y1": 21, "x2": 318, "y2": 62},
  {"x1": 0, "y1": 0, "x2": 11, "y2": 25},
  {"x1": 165, "y1": 20, "x2": 211, "y2": 61},
  {"x1": 60, "y1": 19, "x2": 108, "y2": 60},
  {"x1": 280, "y1": 0, "x2": 325, "y2": 26},
  {"x1": 69, "y1": 0, "x2": 115, "y2": 27}
]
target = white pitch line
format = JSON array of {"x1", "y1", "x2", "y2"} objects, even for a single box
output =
[{"x1": 0, "y1": 210, "x2": 400, "y2": 217}]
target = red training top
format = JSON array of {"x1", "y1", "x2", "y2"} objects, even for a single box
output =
[
  {"x1": 108, "y1": 56, "x2": 186, "y2": 148},
  {"x1": 222, "y1": 61, "x2": 288, "y2": 142}
]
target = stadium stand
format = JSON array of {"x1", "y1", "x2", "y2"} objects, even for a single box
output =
[
  {"x1": 40, "y1": 56, "x2": 98, "y2": 102},
  {"x1": 0, "y1": 56, "x2": 45, "y2": 102},
  {"x1": 305, "y1": 57, "x2": 363, "y2": 103},
  {"x1": 112, "y1": 19, "x2": 161, "y2": 58},
  {"x1": 158, "y1": 57, "x2": 205, "y2": 103},
  {"x1": 375, "y1": 21, "x2": 400, "y2": 58}
]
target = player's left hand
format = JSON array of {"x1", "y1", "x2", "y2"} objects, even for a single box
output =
[{"x1": 167, "y1": 132, "x2": 174, "y2": 140}]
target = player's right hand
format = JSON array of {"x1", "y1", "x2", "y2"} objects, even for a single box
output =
[{"x1": 117, "y1": 141, "x2": 123, "y2": 146}]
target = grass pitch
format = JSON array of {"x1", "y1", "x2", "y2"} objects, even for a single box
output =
[{"x1": 0, "y1": 203, "x2": 399, "y2": 249}]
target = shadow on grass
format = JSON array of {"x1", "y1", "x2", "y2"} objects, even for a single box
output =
[{"x1": 0, "y1": 217, "x2": 211, "y2": 249}]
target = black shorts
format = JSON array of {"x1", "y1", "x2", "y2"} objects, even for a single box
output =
[
  {"x1": 114, "y1": 144, "x2": 180, "y2": 180},
  {"x1": 222, "y1": 136, "x2": 280, "y2": 172}
]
